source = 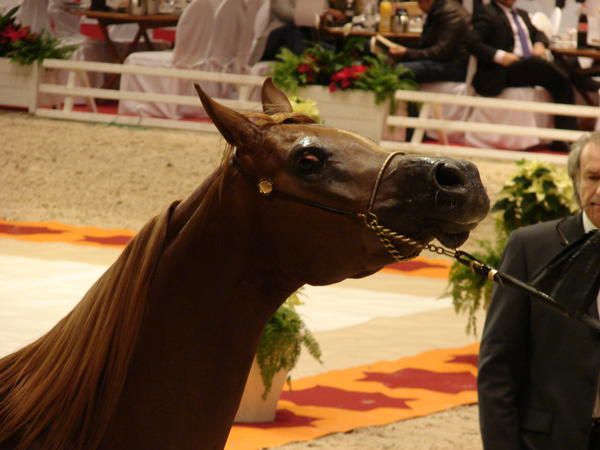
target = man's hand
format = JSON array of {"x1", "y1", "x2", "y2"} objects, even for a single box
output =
[
  {"x1": 532, "y1": 42, "x2": 548, "y2": 59},
  {"x1": 320, "y1": 8, "x2": 345, "y2": 26},
  {"x1": 499, "y1": 52, "x2": 519, "y2": 67},
  {"x1": 389, "y1": 45, "x2": 407, "y2": 58}
]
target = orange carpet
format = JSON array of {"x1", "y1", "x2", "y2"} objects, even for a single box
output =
[{"x1": 227, "y1": 343, "x2": 478, "y2": 449}]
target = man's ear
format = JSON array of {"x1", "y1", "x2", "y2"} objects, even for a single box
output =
[
  {"x1": 195, "y1": 83, "x2": 262, "y2": 148},
  {"x1": 261, "y1": 78, "x2": 293, "y2": 115}
]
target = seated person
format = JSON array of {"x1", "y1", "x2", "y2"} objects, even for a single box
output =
[
  {"x1": 251, "y1": 0, "x2": 313, "y2": 63},
  {"x1": 469, "y1": 0, "x2": 577, "y2": 135},
  {"x1": 383, "y1": 0, "x2": 472, "y2": 83}
]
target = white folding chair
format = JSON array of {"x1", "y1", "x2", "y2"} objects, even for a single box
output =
[
  {"x1": 119, "y1": 0, "x2": 217, "y2": 119},
  {"x1": 465, "y1": 87, "x2": 552, "y2": 150},
  {"x1": 18, "y1": 0, "x2": 48, "y2": 33},
  {"x1": 414, "y1": 56, "x2": 477, "y2": 144}
]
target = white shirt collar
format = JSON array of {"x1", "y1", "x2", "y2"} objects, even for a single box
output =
[{"x1": 582, "y1": 211, "x2": 598, "y2": 233}]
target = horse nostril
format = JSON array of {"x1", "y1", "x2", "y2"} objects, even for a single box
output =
[{"x1": 433, "y1": 162, "x2": 466, "y2": 189}]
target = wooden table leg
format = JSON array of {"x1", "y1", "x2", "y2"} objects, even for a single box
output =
[
  {"x1": 98, "y1": 21, "x2": 124, "y2": 90},
  {"x1": 123, "y1": 27, "x2": 144, "y2": 58},
  {"x1": 98, "y1": 21, "x2": 124, "y2": 64},
  {"x1": 140, "y1": 26, "x2": 155, "y2": 51}
]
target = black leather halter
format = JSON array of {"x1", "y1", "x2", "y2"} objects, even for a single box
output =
[{"x1": 230, "y1": 148, "x2": 405, "y2": 222}]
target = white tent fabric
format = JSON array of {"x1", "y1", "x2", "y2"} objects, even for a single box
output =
[
  {"x1": 18, "y1": 0, "x2": 48, "y2": 33},
  {"x1": 420, "y1": 82, "x2": 472, "y2": 144},
  {"x1": 119, "y1": 0, "x2": 262, "y2": 119},
  {"x1": 119, "y1": 0, "x2": 217, "y2": 119},
  {"x1": 418, "y1": 56, "x2": 478, "y2": 144},
  {"x1": 531, "y1": 11, "x2": 555, "y2": 39}
]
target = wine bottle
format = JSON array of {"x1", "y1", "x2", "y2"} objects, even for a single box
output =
[
  {"x1": 577, "y1": 3, "x2": 588, "y2": 48},
  {"x1": 345, "y1": 0, "x2": 355, "y2": 23}
]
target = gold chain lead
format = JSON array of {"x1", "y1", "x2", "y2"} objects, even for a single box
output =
[{"x1": 363, "y1": 214, "x2": 457, "y2": 262}]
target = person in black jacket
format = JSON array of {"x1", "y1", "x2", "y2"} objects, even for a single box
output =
[
  {"x1": 387, "y1": 0, "x2": 471, "y2": 83},
  {"x1": 478, "y1": 131, "x2": 600, "y2": 450},
  {"x1": 469, "y1": 0, "x2": 577, "y2": 135}
]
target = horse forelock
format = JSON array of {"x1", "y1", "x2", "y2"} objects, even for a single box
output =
[{"x1": 0, "y1": 206, "x2": 173, "y2": 450}]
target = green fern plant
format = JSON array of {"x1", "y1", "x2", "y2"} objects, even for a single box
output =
[
  {"x1": 256, "y1": 292, "x2": 322, "y2": 398},
  {"x1": 8, "y1": 31, "x2": 77, "y2": 65},
  {"x1": 0, "y1": 7, "x2": 76, "y2": 65},
  {"x1": 446, "y1": 160, "x2": 578, "y2": 335}
]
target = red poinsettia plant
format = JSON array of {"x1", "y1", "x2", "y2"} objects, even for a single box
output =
[
  {"x1": 273, "y1": 37, "x2": 417, "y2": 104},
  {"x1": 0, "y1": 6, "x2": 76, "y2": 65}
]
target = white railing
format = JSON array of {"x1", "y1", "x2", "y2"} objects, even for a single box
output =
[
  {"x1": 35, "y1": 59, "x2": 267, "y2": 132},
  {"x1": 33, "y1": 59, "x2": 599, "y2": 164},
  {"x1": 382, "y1": 89, "x2": 599, "y2": 164}
]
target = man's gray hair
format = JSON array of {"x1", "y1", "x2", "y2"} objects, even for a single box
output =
[{"x1": 567, "y1": 131, "x2": 600, "y2": 206}]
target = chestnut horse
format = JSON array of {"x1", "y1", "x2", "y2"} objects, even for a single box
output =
[{"x1": 0, "y1": 79, "x2": 489, "y2": 450}]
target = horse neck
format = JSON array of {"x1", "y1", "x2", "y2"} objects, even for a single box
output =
[{"x1": 101, "y1": 165, "x2": 300, "y2": 450}]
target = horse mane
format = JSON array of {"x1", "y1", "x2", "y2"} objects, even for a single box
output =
[{"x1": 0, "y1": 204, "x2": 175, "y2": 450}]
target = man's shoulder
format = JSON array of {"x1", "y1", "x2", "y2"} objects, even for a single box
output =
[
  {"x1": 511, "y1": 219, "x2": 561, "y2": 240},
  {"x1": 473, "y1": 2, "x2": 501, "y2": 18},
  {"x1": 509, "y1": 215, "x2": 581, "y2": 248},
  {"x1": 440, "y1": 0, "x2": 469, "y2": 15}
]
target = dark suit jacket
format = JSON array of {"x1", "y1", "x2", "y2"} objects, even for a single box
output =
[
  {"x1": 478, "y1": 213, "x2": 600, "y2": 450},
  {"x1": 404, "y1": 0, "x2": 471, "y2": 64},
  {"x1": 470, "y1": 2, "x2": 549, "y2": 96}
]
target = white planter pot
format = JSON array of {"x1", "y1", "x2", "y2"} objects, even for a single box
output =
[
  {"x1": 234, "y1": 357, "x2": 288, "y2": 423},
  {"x1": 0, "y1": 58, "x2": 40, "y2": 112},
  {"x1": 298, "y1": 85, "x2": 390, "y2": 143}
]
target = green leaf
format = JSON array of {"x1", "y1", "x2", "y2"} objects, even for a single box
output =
[{"x1": 256, "y1": 292, "x2": 322, "y2": 398}]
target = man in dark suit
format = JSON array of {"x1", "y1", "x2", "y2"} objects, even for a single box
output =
[
  {"x1": 387, "y1": 0, "x2": 471, "y2": 83},
  {"x1": 469, "y1": 0, "x2": 577, "y2": 136},
  {"x1": 478, "y1": 131, "x2": 600, "y2": 450}
]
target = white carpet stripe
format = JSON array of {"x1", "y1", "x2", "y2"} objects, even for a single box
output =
[{"x1": 0, "y1": 254, "x2": 448, "y2": 358}]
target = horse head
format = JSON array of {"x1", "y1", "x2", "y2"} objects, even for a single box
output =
[{"x1": 195, "y1": 79, "x2": 490, "y2": 286}]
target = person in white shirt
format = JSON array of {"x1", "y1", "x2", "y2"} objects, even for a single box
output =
[{"x1": 478, "y1": 131, "x2": 600, "y2": 450}]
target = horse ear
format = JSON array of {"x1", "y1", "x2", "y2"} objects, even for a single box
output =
[
  {"x1": 261, "y1": 78, "x2": 293, "y2": 115},
  {"x1": 195, "y1": 84, "x2": 262, "y2": 147}
]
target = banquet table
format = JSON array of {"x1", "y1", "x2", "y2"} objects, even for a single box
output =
[
  {"x1": 321, "y1": 26, "x2": 421, "y2": 44},
  {"x1": 550, "y1": 46, "x2": 600, "y2": 61},
  {"x1": 69, "y1": 9, "x2": 180, "y2": 63}
]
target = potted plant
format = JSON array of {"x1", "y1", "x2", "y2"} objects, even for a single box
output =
[
  {"x1": 0, "y1": 6, "x2": 76, "y2": 111},
  {"x1": 271, "y1": 37, "x2": 417, "y2": 142},
  {"x1": 235, "y1": 292, "x2": 322, "y2": 423},
  {"x1": 446, "y1": 160, "x2": 578, "y2": 335}
]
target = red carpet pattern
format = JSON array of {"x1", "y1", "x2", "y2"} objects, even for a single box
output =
[{"x1": 226, "y1": 344, "x2": 478, "y2": 449}]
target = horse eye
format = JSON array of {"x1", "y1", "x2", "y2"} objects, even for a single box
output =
[{"x1": 294, "y1": 149, "x2": 326, "y2": 175}]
